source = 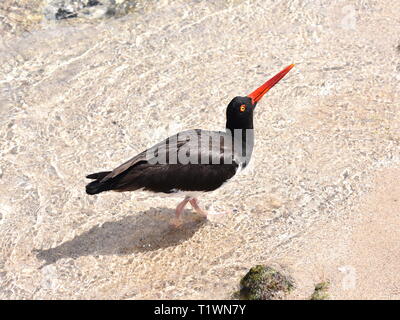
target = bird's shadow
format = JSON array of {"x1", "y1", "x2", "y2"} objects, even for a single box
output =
[{"x1": 34, "y1": 207, "x2": 206, "y2": 267}]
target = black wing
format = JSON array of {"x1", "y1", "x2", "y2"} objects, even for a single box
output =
[{"x1": 86, "y1": 130, "x2": 239, "y2": 194}]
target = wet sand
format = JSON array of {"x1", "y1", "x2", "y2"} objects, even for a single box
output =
[
  {"x1": 283, "y1": 168, "x2": 400, "y2": 299},
  {"x1": 0, "y1": 0, "x2": 399, "y2": 299}
]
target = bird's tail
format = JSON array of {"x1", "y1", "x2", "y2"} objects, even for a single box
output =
[
  {"x1": 85, "y1": 171, "x2": 112, "y2": 195},
  {"x1": 86, "y1": 171, "x2": 110, "y2": 180}
]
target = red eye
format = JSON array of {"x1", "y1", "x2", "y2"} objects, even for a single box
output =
[{"x1": 239, "y1": 104, "x2": 246, "y2": 112}]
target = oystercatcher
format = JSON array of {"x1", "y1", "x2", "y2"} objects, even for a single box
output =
[{"x1": 86, "y1": 64, "x2": 294, "y2": 226}]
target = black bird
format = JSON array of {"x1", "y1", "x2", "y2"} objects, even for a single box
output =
[{"x1": 86, "y1": 64, "x2": 294, "y2": 226}]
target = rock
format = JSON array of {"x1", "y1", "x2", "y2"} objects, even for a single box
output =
[
  {"x1": 310, "y1": 282, "x2": 330, "y2": 300},
  {"x1": 237, "y1": 265, "x2": 294, "y2": 300},
  {"x1": 55, "y1": 8, "x2": 78, "y2": 20},
  {"x1": 44, "y1": 0, "x2": 137, "y2": 20}
]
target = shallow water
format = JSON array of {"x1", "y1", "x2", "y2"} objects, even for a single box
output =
[{"x1": 0, "y1": 0, "x2": 399, "y2": 299}]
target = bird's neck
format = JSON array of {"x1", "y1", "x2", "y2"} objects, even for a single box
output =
[
  {"x1": 225, "y1": 117, "x2": 253, "y2": 132},
  {"x1": 225, "y1": 123, "x2": 254, "y2": 167}
]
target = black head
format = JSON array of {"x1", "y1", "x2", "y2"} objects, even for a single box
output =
[
  {"x1": 225, "y1": 96, "x2": 255, "y2": 130},
  {"x1": 225, "y1": 64, "x2": 295, "y2": 131}
]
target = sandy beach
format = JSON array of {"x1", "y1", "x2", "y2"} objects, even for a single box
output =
[{"x1": 0, "y1": 0, "x2": 399, "y2": 299}]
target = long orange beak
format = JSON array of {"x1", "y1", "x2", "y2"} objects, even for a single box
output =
[{"x1": 247, "y1": 64, "x2": 295, "y2": 104}]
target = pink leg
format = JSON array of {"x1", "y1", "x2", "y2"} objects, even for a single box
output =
[
  {"x1": 189, "y1": 198, "x2": 207, "y2": 217},
  {"x1": 170, "y1": 196, "x2": 191, "y2": 227},
  {"x1": 191, "y1": 199, "x2": 231, "y2": 217}
]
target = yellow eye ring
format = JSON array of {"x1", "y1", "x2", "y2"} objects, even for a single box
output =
[{"x1": 239, "y1": 104, "x2": 246, "y2": 112}]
